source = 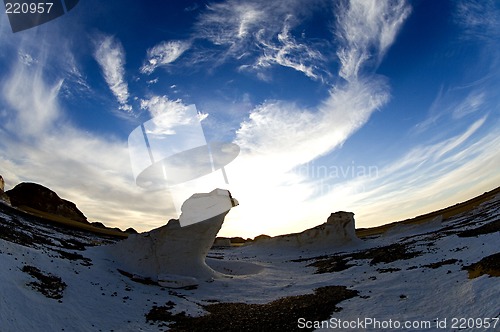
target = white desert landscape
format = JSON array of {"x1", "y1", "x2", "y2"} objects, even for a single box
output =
[
  {"x1": 1, "y1": 0, "x2": 500, "y2": 331},
  {"x1": 0, "y1": 183, "x2": 498, "y2": 331}
]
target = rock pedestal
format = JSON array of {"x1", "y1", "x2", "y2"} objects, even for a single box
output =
[{"x1": 106, "y1": 189, "x2": 238, "y2": 285}]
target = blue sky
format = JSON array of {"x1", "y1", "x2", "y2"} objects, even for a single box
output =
[{"x1": 0, "y1": 0, "x2": 498, "y2": 237}]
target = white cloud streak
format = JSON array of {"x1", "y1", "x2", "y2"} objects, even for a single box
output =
[
  {"x1": 235, "y1": 79, "x2": 389, "y2": 168},
  {"x1": 226, "y1": 114, "x2": 498, "y2": 237},
  {"x1": 252, "y1": 16, "x2": 327, "y2": 81},
  {"x1": 217, "y1": 0, "x2": 411, "y2": 237},
  {"x1": 139, "y1": 96, "x2": 208, "y2": 135},
  {"x1": 197, "y1": 1, "x2": 268, "y2": 46},
  {"x1": 93, "y1": 34, "x2": 132, "y2": 112},
  {"x1": 413, "y1": 86, "x2": 489, "y2": 135},
  {"x1": 234, "y1": 0, "x2": 409, "y2": 167},
  {"x1": 0, "y1": 0, "x2": 496, "y2": 241},
  {"x1": 2, "y1": 65, "x2": 62, "y2": 137},
  {"x1": 195, "y1": 0, "x2": 329, "y2": 80},
  {"x1": 140, "y1": 40, "x2": 190, "y2": 75},
  {"x1": 194, "y1": 0, "x2": 410, "y2": 82},
  {"x1": 454, "y1": 0, "x2": 500, "y2": 41},
  {"x1": 336, "y1": 0, "x2": 411, "y2": 81},
  {"x1": 452, "y1": 91, "x2": 485, "y2": 119},
  {"x1": 329, "y1": 116, "x2": 500, "y2": 228},
  {"x1": 384, "y1": 116, "x2": 487, "y2": 176},
  {"x1": 0, "y1": 58, "x2": 171, "y2": 232}
]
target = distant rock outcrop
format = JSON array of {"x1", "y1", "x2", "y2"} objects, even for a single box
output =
[
  {"x1": 124, "y1": 227, "x2": 138, "y2": 234},
  {"x1": 0, "y1": 192, "x2": 11, "y2": 205},
  {"x1": 213, "y1": 237, "x2": 231, "y2": 248},
  {"x1": 254, "y1": 234, "x2": 272, "y2": 242},
  {"x1": 91, "y1": 221, "x2": 107, "y2": 229},
  {"x1": 0, "y1": 175, "x2": 11, "y2": 205},
  {"x1": 251, "y1": 211, "x2": 360, "y2": 249},
  {"x1": 106, "y1": 189, "x2": 238, "y2": 287},
  {"x1": 230, "y1": 236, "x2": 249, "y2": 244},
  {"x1": 5, "y1": 182, "x2": 87, "y2": 223}
]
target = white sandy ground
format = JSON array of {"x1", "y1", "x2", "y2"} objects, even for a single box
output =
[{"x1": 0, "y1": 194, "x2": 499, "y2": 331}]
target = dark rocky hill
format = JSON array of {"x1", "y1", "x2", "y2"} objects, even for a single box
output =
[{"x1": 5, "y1": 182, "x2": 88, "y2": 223}]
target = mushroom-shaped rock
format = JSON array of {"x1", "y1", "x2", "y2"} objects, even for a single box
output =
[{"x1": 105, "y1": 189, "x2": 238, "y2": 285}]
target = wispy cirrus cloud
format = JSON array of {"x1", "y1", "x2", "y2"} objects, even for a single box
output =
[
  {"x1": 235, "y1": 79, "x2": 389, "y2": 168},
  {"x1": 139, "y1": 95, "x2": 208, "y2": 134},
  {"x1": 0, "y1": 58, "x2": 171, "y2": 232},
  {"x1": 196, "y1": 1, "x2": 268, "y2": 47},
  {"x1": 323, "y1": 116, "x2": 500, "y2": 228},
  {"x1": 290, "y1": 0, "x2": 500, "y2": 233},
  {"x1": 218, "y1": 0, "x2": 411, "y2": 236},
  {"x1": 194, "y1": 0, "x2": 330, "y2": 80},
  {"x1": 454, "y1": 0, "x2": 500, "y2": 42},
  {"x1": 386, "y1": 116, "x2": 487, "y2": 177},
  {"x1": 0, "y1": 25, "x2": 172, "y2": 231},
  {"x1": 412, "y1": 84, "x2": 490, "y2": 136},
  {"x1": 452, "y1": 91, "x2": 485, "y2": 119},
  {"x1": 236, "y1": 112, "x2": 499, "y2": 237},
  {"x1": 140, "y1": 40, "x2": 191, "y2": 75},
  {"x1": 93, "y1": 34, "x2": 132, "y2": 112},
  {"x1": 335, "y1": 0, "x2": 411, "y2": 81},
  {"x1": 192, "y1": 0, "x2": 410, "y2": 83},
  {"x1": 234, "y1": 0, "x2": 410, "y2": 165},
  {"x1": 2, "y1": 64, "x2": 63, "y2": 137},
  {"x1": 251, "y1": 15, "x2": 327, "y2": 81}
]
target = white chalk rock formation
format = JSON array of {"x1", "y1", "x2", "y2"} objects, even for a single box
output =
[
  {"x1": 106, "y1": 189, "x2": 238, "y2": 285},
  {"x1": 252, "y1": 211, "x2": 360, "y2": 249},
  {"x1": 324, "y1": 211, "x2": 359, "y2": 244},
  {"x1": 179, "y1": 189, "x2": 238, "y2": 227},
  {"x1": 0, "y1": 175, "x2": 10, "y2": 205},
  {"x1": 212, "y1": 237, "x2": 231, "y2": 248}
]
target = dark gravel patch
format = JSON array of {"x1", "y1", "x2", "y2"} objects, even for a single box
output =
[
  {"x1": 0, "y1": 220, "x2": 54, "y2": 248},
  {"x1": 422, "y1": 259, "x2": 459, "y2": 269},
  {"x1": 0, "y1": 203, "x2": 117, "y2": 250},
  {"x1": 458, "y1": 219, "x2": 500, "y2": 237},
  {"x1": 351, "y1": 243, "x2": 422, "y2": 265},
  {"x1": 308, "y1": 256, "x2": 355, "y2": 274},
  {"x1": 462, "y1": 252, "x2": 500, "y2": 279},
  {"x1": 55, "y1": 249, "x2": 92, "y2": 266},
  {"x1": 377, "y1": 267, "x2": 401, "y2": 273},
  {"x1": 58, "y1": 238, "x2": 87, "y2": 251},
  {"x1": 117, "y1": 269, "x2": 159, "y2": 286},
  {"x1": 146, "y1": 286, "x2": 358, "y2": 331},
  {"x1": 303, "y1": 243, "x2": 421, "y2": 274},
  {"x1": 22, "y1": 265, "x2": 67, "y2": 300}
]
